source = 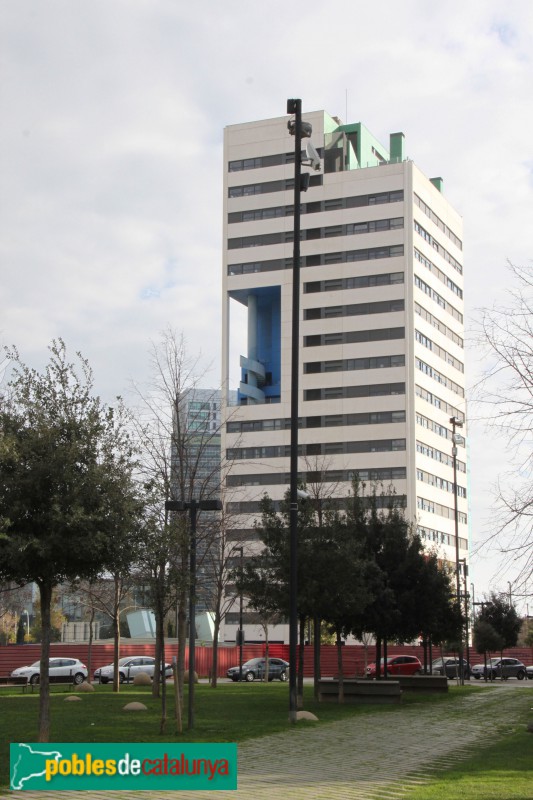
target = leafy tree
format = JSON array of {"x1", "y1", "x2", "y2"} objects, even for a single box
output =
[
  {"x1": 477, "y1": 592, "x2": 521, "y2": 650},
  {"x1": 344, "y1": 482, "x2": 407, "y2": 673},
  {"x1": 257, "y1": 490, "x2": 326, "y2": 703},
  {"x1": 473, "y1": 618, "x2": 504, "y2": 680},
  {"x1": 235, "y1": 547, "x2": 285, "y2": 682},
  {"x1": 416, "y1": 555, "x2": 463, "y2": 652},
  {"x1": 236, "y1": 490, "x2": 312, "y2": 704},
  {"x1": 310, "y1": 513, "x2": 378, "y2": 701},
  {"x1": 473, "y1": 619, "x2": 504, "y2": 653},
  {"x1": 345, "y1": 480, "x2": 459, "y2": 676},
  {"x1": 241, "y1": 487, "x2": 378, "y2": 703},
  {"x1": 0, "y1": 340, "x2": 139, "y2": 741}
]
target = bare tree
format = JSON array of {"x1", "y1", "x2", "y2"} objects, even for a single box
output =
[
  {"x1": 72, "y1": 576, "x2": 134, "y2": 691},
  {"x1": 131, "y1": 329, "x2": 225, "y2": 705},
  {"x1": 199, "y1": 502, "x2": 248, "y2": 688},
  {"x1": 474, "y1": 263, "x2": 533, "y2": 592}
]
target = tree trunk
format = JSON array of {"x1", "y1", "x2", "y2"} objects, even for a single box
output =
[
  {"x1": 313, "y1": 615, "x2": 321, "y2": 701},
  {"x1": 210, "y1": 612, "x2": 221, "y2": 688},
  {"x1": 152, "y1": 567, "x2": 165, "y2": 698},
  {"x1": 112, "y1": 576, "x2": 121, "y2": 692},
  {"x1": 37, "y1": 580, "x2": 53, "y2": 742},
  {"x1": 153, "y1": 621, "x2": 161, "y2": 698},
  {"x1": 264, "y1": 628, "x2": 269, "y2": 683},
  {"x1": 159, "y1": 610, "x2": 167, "y2": 734},
  {"x1": 375, "y1": 636, "x2": 382, "y2": 680},
  {"x1": 297, "y1": 615, "x2": 305, "y2": 709},
  {"x1": 383, "y1": 637, "x2": 388, "y2": 678},
  {"x1": 87, "y1": 605, "x2": 95, "y2": 682},
  {"x1": 177, "y1": 588, "x2": 187, "y2": 705},
  {"x1": 336, "y1": 629, "x2": 344, "y2": 704}
]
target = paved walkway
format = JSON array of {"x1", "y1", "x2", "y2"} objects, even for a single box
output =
[{"x1": 8, "y1": 685, "x2": 530, "y2": 800}]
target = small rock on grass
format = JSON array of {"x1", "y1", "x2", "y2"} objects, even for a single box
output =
[{"x1": 123, "y1": 702, "x2": 148, "y2": 711}]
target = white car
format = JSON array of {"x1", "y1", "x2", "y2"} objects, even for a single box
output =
[
  {"x1": 11, "y1": 657, "x2": 88, "y2": 686},
  {"x1": 94, "y1": 656, "x2": 172, "y2": 684}
]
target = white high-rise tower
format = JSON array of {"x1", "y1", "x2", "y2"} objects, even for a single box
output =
[{"x1": 221, "y1": 110, "x2": 468, "y2": 643}]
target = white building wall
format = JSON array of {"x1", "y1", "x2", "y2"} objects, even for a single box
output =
[{"x1": 221, "y1": 111, "x2": 467, "y2": 644}]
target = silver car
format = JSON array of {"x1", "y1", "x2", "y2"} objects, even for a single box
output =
[
  {"x1": 94, "y1": 656, "x2": 172, "y2": 684},
  {"x1": 431, "y1": 657, "x2": 470, "y2": 679},
  {"x1": 470, "y1": 657, "x2": 526, "y2": 680}
]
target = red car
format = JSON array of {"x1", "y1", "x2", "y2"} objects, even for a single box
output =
[{"x1": 366, "y1": 655, "x2": 422, "y2": 678}]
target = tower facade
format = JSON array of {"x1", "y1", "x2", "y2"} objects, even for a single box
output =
[{"x1": 221, "y1": 110, "x2": 468, "y2": 643}]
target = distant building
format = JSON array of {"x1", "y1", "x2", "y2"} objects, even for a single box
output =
[
  {"x1": 62, "y1": 620, "x2": 100, "y2": 642},
  {"x1": 172, "y1": 388, "x2": 236, "y2": 616}
]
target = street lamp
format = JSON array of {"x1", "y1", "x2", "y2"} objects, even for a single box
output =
[
  {"x1": 165, "y1": 498, "x2": 222, "y2": 730},
  {"x1": 287, "y1": 98, "x2": 318, "y2": 724},
  {"x1": 450, "y1": 415, "x2": 464, "y2": 684}
]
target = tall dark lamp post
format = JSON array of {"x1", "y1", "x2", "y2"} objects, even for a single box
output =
[
  {"x1": 165, "y1": 498, "x2": 222, "y2": 729},
  {"x1": 450, "y1": 415, "x2": 464, "y2": 684},
  {"x1": 286, "y1": 98, "x2": 318, "y2": 723},
  {"x1": 459, "y1": 558, "x2": 470, "y2": 676}
]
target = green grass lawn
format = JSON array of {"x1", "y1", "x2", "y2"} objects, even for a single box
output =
[
  {"x1": 406, "y1": 728, "x2": 533, "y2": 800},
  {"x1": 1, "y1": 682, "x2": 531, "y2": 796}
]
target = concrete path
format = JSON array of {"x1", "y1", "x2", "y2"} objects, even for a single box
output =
[{"x1": 8, "y1": 685, "x2": 531, "y2": 800}]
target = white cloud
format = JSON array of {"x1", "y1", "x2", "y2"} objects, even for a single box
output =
[{"x1": 1, "y1": 0, "x2": 533, "y2": 604}]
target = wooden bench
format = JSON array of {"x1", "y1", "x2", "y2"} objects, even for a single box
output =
[
  {"x1": 397, "y1": 675, "x2": 448, "y2": 693},
  {"x1": 29, "y1": 675, "x2": 80, "y2": 692},
  {"x1": 0, "y1": 676, "x2": 29, "y2": 693},
  {"x1": 318, "y1": 678, "x2": 402, "y2": 704}
]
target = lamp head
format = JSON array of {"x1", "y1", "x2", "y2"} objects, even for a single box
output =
[{"x1": 287, "y1": 118, "x2": 313, "y2": 138}]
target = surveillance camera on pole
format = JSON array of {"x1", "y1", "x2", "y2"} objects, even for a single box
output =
[{"x1": 303, "y1": 141, "x2": 321, "y2": 171}]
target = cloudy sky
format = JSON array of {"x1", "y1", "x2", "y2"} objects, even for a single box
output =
[{"x1": 1, "y1": 1, "x2": 532, "y2": 608}]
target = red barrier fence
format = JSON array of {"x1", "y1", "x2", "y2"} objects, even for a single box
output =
[{"x1": 1, "y1": 642, "x2": 532, "y2": 679}]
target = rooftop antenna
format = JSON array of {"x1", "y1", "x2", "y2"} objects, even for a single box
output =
[{"x1": 345, "y1": 88, "x2": 348, "y2": 123}]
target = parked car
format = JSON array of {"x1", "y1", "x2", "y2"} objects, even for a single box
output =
[
  {"x1": 94, "y1": 656, "x2": 172, "y2": 684},
  {"x1": 11, "y1": 657, "x2": 88, "y2": 686},
  {"x1": 526, "y1": 665, "x2": 533, "y2": 680},
  {"x1": 470, "y1": 657, "x2": 526, "y2": 680},
  {"x1": 227, "y1": 657, "x2": 289, "y2": 682},
  {"x1": 365, "y1": 655, "x2": 422, "y2": 678},
  {"x1": 431, "y1": 657, "x2": 470, "y2": 679}
]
